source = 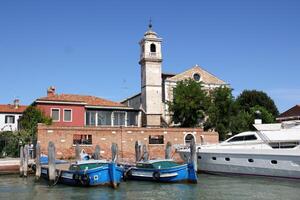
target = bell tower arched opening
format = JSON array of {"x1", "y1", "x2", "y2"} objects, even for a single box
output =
[{"x1": 150, "y1": 43, "x2": 156, "y2": 53}]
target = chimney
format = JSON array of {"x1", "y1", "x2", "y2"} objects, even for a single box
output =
[
  {"x1": 254, "y1": 110, "x2": 262, "y2": 124},
  {"x1": 47, "y1": 86, "x2": 56, "y2": 97},
  {"x1": 13, "y1": 99, "x2": 20, "y2": 109}
]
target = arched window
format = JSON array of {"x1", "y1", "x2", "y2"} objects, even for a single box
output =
[
  {"x1": 150, "y1": 43, "x2": 156, "y2": 52},
  {"x1": 185, "y1": 134, "x2": 195, "y2": 145}
]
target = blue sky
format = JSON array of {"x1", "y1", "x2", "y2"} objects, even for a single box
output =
[{"x1": 0, "y1": 0, "x2": 299, "y2": 113}]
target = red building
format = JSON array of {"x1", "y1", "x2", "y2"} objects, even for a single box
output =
[{"x1": 35, "y1": 87, "x2": 140, "y2": 127}]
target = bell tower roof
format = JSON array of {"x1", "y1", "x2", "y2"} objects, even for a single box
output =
[{"x1": 144, "y1": 20, "x2": 158, "y2": 39}]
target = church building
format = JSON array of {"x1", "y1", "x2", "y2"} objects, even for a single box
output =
[
  {"x1": 36, "y1": 24, "x2": 223, "y2": 160},
  {"x1": 122, "y1": 24, "x2": 228, "y2": 127}
]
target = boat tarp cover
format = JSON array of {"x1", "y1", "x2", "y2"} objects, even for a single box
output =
[{"x1": 137, "y1": 161, "x2": 180, "y2": 169}]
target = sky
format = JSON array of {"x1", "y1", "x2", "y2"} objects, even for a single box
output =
[{"x1": 0, "y1": 0, "x2": 300, "y2": 113}]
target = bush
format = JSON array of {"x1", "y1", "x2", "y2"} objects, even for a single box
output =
[{"x1": 0, "y1": 131, "x2": 31, "y2": 158}]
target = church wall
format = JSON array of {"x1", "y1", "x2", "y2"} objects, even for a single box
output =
[{"x1": 122, "y1": 94, "x2": 141, "y2": 110}]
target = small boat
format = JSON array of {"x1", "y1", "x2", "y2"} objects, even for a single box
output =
[
  {"x1": 41, "y1": 159, "x2": 124, "y2": 188},
  {"x1": 123, "y1": 159, "x2": 197, "y2": 183}
]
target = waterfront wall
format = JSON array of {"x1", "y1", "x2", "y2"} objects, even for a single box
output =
[{"x1": 37, "y1": 124, "x2": 219, "y2": 162}]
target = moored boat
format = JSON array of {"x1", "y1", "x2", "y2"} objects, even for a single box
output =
[
  {"x1": 41, "y1": 159, "x2": 124, "y2": 188},
  {"x1": 177, "y1": 121, "x2": 300, "y2": 179},
  {"x1": 123, "y1": 159, "x2": 197, "y2": 183}
]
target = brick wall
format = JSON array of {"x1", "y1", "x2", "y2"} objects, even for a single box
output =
[{"x1": 37, "y1": 124, "x2": 219, "y2": 163}]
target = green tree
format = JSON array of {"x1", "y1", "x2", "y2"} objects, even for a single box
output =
[
  {"x1": 204, "y1": 87, "x2": 236, "y2": 140},
  {"x1": 19, "y1": 105, "x2": 52, "y2": 141},
  {"x1": 230, "y1": 105, "x2": 275, "y2": 135},
  {"x1": 0, "y1": 130, "x2": 31, "y2": 157},
  {"x1": 168, "y1": 79, "x2": 209, "y2": 127},
  {"x1": 236, "y1": 90, "x2": 279, "y2": 117},
  {"x1": 229, "y1": 110, "x2": 253, "y2": 135}
]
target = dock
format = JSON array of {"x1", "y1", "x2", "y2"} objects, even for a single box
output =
[{"x1": 0, "y1": 158, "x2": 34, "y2": 174}]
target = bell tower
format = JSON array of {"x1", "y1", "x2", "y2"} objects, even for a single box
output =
[{"x1": 139, "y1": 22, "x2": 162, "y2": 127}]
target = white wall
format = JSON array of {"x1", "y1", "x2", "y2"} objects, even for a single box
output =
[{"x1": 0, "y1": 113, "x2": 22, "y2": 132}]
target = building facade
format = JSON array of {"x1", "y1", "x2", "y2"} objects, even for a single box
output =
[
  {"x1": 122, "y1": 25, "x2": 228, "y2": 126},
  {"x1": 0, "y1": 99, "x2": 27, "y2": 132},
  {"x1": 35, "y1": 86, "x2": 140, "y2": 129}
]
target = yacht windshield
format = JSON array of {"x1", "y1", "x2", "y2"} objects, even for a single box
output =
[{"x1": 227, "y1": 135, "x2": 257, "y2": 143}]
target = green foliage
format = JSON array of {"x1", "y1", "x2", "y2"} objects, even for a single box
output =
[
  {"x1": 249, "y1": 105, "x2": 276, "y2": 124},
  {"x1": 236, "y1": 90, "x2": 279, "y2": 116},
  {"x1": 230, "y1": 110, "x2": 253, "y2": 135},
  {"x1": 0, "y1": 131, "x2": 31, "y2": 157},
  {"x1": 230, "y1": 105, "x2": 276, "y2": 135},
  {"x1": 168, "y1": 79, "x2": 209, "y2": 127},
  {"x1": 204, "y1": 87, "x2": 236, "y2": 140},
  {"x1": 19, "y1": 105, "x2": 52, "y2": 140}
]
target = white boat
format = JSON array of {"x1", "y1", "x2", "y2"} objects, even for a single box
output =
[{"x1": 177, "y1": 121, "x2": 300, "y2": 179}]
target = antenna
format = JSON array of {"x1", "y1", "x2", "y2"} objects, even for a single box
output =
[{"x1": 148, "y1": 18, "x2": 152, "y2": 29}]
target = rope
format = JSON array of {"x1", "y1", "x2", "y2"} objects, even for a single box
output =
[{"x1": 51, "y1": 170, "x2": 61, "y2": 186}]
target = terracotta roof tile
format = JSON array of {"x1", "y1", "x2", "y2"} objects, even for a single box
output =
[
  {"x1": 0, "y1": 105, "x2": 27, "y2": 113},
  {"x1": 278, "y1": 105, "x2": 300, "y2": 118},
  {"x1": 37, "y1": 94, "x2": 126, "y2": 108}
]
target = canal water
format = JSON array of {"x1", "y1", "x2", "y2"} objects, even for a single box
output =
[{"x1": 1, "y1": 174, "x2": 300, "y2": 200}]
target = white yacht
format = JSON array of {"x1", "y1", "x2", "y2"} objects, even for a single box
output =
[{"x1": 177, "y1": 121, "x2": 300, "y2": 179}]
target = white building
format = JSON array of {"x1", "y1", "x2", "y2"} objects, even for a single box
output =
[{"x1": 0, "y1": 99, "x2": 27, "y2": 132}]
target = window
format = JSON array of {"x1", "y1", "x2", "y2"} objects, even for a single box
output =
[
  {"x1": 113, "y1": 111, "x2": 125, "y2": 126},
  {"x1": 225, "y1": 157, "x2": 230, "y2": 161},
  {"x1": 150, "y1": 43, "x2": 156, "y2": 52},
  {"x1": 5, "y1": 115, "x2": 15, "y2": 124},
  {"x1": 127, "y1": 112, "x2": 138, "y2": 126},
  {"x1": 228, "y1": 136, "x2": 244, "y2": 143},
  {"x1": 73, "y1": 134, "x2": 92, "y2": 145},
  {"x1": 271, "y1": 160, "x2": 277, "y2": 164},
  {"x1": 51, "y1": 109, "x2": 60, "y2": 121},
  {"x1": 248, "y1": 159, "x2": 254, "y2": 163},
  {"x1": 64, "y1": 109, "x2": 72, "y2": 122},
  {"x1": 86, "y1": 111, "x2": 96, "y2": 126},
  {"x1": 149, "y1": 135, "x2": 164, "y2": 144},
  {"x1": 212, "y1": 157, "x2": 217, "y2": 160},
  {"x1": 244, "y1": 135, "x2": 257, "y2": 141},
  {"x1": 193, "y1": 73, "x2": 201, "y2": 82},
  {"x1": 227, "y1": 135, "x2": 257, "y2": 143},
  {"x1": 269, "y1": 142, "x2": 299, "y2": 149},
  {"x1": 97, "y1": 111, "x2": 112, "y2": 126}
]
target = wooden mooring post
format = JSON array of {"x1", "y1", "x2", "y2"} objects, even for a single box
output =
[
  {"x1": 23, "y1": 145, "x2": 29, "y2": 177},
  {"x1": 142, "y1": 144, "x2": 149, "y2": 161},
  {"x1": 94, "y1": 145, "x2": 101, "y2": 160},
  {"x1": 75, "y1": 143, "x2": 81, "y2": 160},
  {"x1": 165, "y1": 142, "x2": 172, "y2": 159},
  {"x1": 48, "y1": 141, "x2": 56, "y2": 185},
  {"x1": 135, "y1": 141, "x2": 142, "y2": 162},
  {"x1": 19, "y1": 146, "x2": 24, "y2": 177},
  {"x1": 111, "y1": 143, "x2": 118, "y2": 163},
  {"x1": 35, "y1": 143, "x2": 41, "y2": 180},
  {"x1": 190, "y1": 137, "x2": 197, "y2": 171}
]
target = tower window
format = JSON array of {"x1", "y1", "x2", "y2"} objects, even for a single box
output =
[{"x1": 150, "y1": 43, "x2": 156, "y2": 52}]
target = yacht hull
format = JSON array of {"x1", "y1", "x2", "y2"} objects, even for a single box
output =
[{"x1": 179, "y1": 149, "x2": 300, "y2": 179}]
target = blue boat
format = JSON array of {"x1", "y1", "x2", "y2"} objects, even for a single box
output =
[
  {"x1": 41, "y1": 160, "x2": 124, "y2": 188},
  {"x1": 123, "y1": 159, "x2": 197, "y2": 183}
]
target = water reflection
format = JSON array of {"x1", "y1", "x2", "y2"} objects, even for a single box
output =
[{"x1": 0, "y1": 174, "x2": 300, "y2": 200}]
